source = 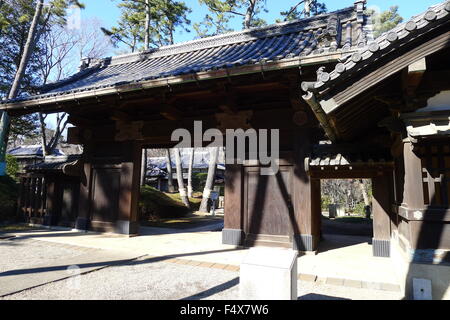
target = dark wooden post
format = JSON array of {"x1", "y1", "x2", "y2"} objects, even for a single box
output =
[
  {"x1": 75, "y1": 145, "x2": 93, "y2": 231},
  {"x1": 116, "y1": 141, "x2": 142, "y2": 235},
  {"x1": 222, "y1": 164, "x2": 245, "y2": 245},
  {"x1": 44, "y1": 176, "x2": 61, "y2": 226},
  {"x1": 292, "y1": 128, "x2": 321, "y2": 252},
  {"x1": 402, "y1": 141, "x2": 425, "y2": 210},
  {"x1": 372, "y1": 174, "x2": 393, "y2": 257},
  {"x1": 75, "y1": 141, "x2": 141, "y2": 235}
]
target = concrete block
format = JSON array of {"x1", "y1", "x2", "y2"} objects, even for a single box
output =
[
  {"x1": 413, "y1": 278, "x2": 432, "y2": 300},
  {"x1": 344, "y1": 279, "x2": 362, "y2": 288},
  {"x1": 240, "y1": 247, "x2": 298, "y2": 300},
  {"x1": 298, "y1": 274, "x2": 317, "y2": 282},
  {"x1": 326, "y1": 277, "x2": 344, "y2": 286}
]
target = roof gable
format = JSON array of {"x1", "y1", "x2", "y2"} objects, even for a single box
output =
[{"x1": 1, "y1": 2, "x2": 371, "y2": 108}]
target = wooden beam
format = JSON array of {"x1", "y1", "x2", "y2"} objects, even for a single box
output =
[
  {"x1": 110, "y1": 109, "x2": 133, "y2": 122},
  {"x1": 67, "y1": 115, "x2": 96, "y2": 127},
  {"x1": 402, "y1": 58, "x2": 426, "y2": 110},
  {"x1": 159, "y1": 104, "x2": 182, "y2": 121}
]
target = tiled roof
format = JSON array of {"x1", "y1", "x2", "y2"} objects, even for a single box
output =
[
  {"x1": 25, "y1": 155, "x2": 81, "y2": 172},
  {"x1": 2, "y1": 2, "x2": 370, "y2": 105},
  {"x1": 307, "y1": 141, "x2": 392, "y2": 167},
  {"x1": 148, "y1": 151, "x2": 225, "y2": 171},
  {"x1": 8, "y1": 145, "x2": 63, "y2": 158},
  {"x1": 301, "y1": 1, "x2": 450, "y2": 94}
]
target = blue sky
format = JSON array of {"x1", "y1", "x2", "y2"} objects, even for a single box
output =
[{"x1": 81, "y1": 0, "x2": 441, "y2": 47}]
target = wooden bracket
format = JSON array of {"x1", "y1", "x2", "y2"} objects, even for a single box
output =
[
  {"x1": 115, "y1": 120, "x2": 144, "y2": 141},
  {"x1": 402, "y1": 58, "x2": 426, "y2": 110},
  {"x1": 215, "y1": 110, "x2": 253, "y2": 131}
]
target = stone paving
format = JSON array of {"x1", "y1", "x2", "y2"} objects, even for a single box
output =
[{"x1": 0, "y1": 225, "x2": 404, "y2": 299}]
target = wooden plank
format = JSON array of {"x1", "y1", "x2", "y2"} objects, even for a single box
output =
[
  {"x1": 224, "y1": 164, "x2": 243, "y2": 230},
  {"x1": 373, "y1": 175, "x2": 393, "y2": 240}
]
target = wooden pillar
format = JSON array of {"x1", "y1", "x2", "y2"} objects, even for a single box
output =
[
  {"x1": 75, "y1": 145, "x2": 93, "y2": 231},
  {"x1": 116, "y1": 142, "x2": 142, "y2": 235},
  {"x1": 222, "y1": 164, "x2": 245, "y2": 245},
  {"x1": 402, "y1": 141, "x2": 425, "y2": 210},
  {"x1": 44, "y1": 175, "x2": 61, "y2": 226},
  {"x1": 292, "y1": 128, "x2": 321, "y2": 252},
  {"x1": 372, "y1": 174, "x2": 393, "y2": 257},
  {"x1": 75, "y1": 141, "x2": 141, "y2": 235},
  {"x1": 16, "y1": 176, "x2": 25, "y2": 220}
]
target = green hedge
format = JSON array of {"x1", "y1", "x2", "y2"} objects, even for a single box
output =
[
  {"x1": 0, "y1": 175, "x2": 18, "y2": 223},
  {"x1": 192, "y1": 172, "x2": 208, "y2": 192},
  {"x1": 6, "y1": 154, "x2": 19, "y2": 180},
  {"x1": 139, "y1": 186, "x2": 190, "y2": 220}
]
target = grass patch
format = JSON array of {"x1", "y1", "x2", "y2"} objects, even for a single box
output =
[
  {"x1": 0, "y1": 224, "x2": 39, "y2": 233},
  {"x1": 164, "y1": 192, "x2": 202, "y2": 211},
  {"x1": 142, "y1": 215, "x2": 222, "y2": 229},
  {"x1": 139, "y1": 186, "x2": 203, "y2": 221},
  {"x1": 324, "y1": 215, "x2": 372, "y2": 224}
]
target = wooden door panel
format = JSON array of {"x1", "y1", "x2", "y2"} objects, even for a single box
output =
[
  {"x1": 246, "y1": 166, "x2": 292, "y2": 236},
  {"x1": 91, "y1": 168, "x2": 121, "y2": 222}
]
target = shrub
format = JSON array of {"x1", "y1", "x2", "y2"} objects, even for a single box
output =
[
  {"x1": 192, "y1": 172, "x2": 208, "y2": 192},
  {"x1": 0, "y1": 175, "x2": 18, "y2": 223},
  {"x1": 6, "y1": 154, "x2": 19, "y2": 180},
  {"x1": 139, "y1": 186, "x2": 190, "y2": 220}
]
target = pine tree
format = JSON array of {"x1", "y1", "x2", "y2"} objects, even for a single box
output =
[
  {"x1": 368, "y1": 6, "x2": 403, "y2": 38},
  {"x1": 103, "y1": 0, "x2": 191, "y2": 52},
  {"x1": 194, "y1": 0, "x2": 267, "y2": 37},
  {"x1": 278, "y1": 0, "x2": 327, "y2": 22}
]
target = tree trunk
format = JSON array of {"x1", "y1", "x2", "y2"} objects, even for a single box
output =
[
  {"x1": 199, "y1": 147, "x2": 219, "y2": 213},
  {"x1": 243, "y1": 0, "x2": 257, "y2": 29},
  {"x1": 144, "y1": 0, "x2": 150, "y2": 50},
  {"x1": 359, "y1": 179, "x2": 371, "y2": 218},
  {"x1": 166, "y1": 148, "x2": 175, "y2": 192},
  {"x1": 38, "y1": 113, "x2": 48, "y2": 157},
  {"x1": 0, "y1": 0, "x2": 44, "y2": 175},
  {"x1": 304, "y1": 0, "x2": 312, "y2": 17},
  {"x1": 187, "y1": 148, "x2": 195, "y2": 198},
  {"x1": 174, "y1": 148, "x2": 190, "y2": 208},
  {"x1": 141, "y1": 148, "x2": 147, "y2": 186},
  {"x1": 359, "y1": 179, "x2": 370, "y2": 206}
]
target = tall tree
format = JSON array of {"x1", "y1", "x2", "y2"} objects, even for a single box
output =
[
  {"x1": 36, "y1": 20, "x2": 111, "y2": 156},
  {"x1": 0, "y1": 0, "x2": 84, "y2": 174},
  {"x1": 194, "y1": 0, "x2": 267, "y2": 37},
  {"x1": 278, "y1": 0, "x2": 327, "y2": 22},
  {"x1": 165, "y1": 148, "x2": 175, "y2": 192},
  {"x1": 174, "y1": 148, "x2": 190, "y2": 208},
  {"x1": 368, "y1": 5, "x2": 403, "y2": 38},
  {"x1": 199, "y1": 147, "x2": 219, "y2": 213},
  {"x1": 187, "y1": 148, "x2": 195, "y2": 198},
  {"x1": 103, "y1": 0, "x2": 191, "y2": 52},
  {"x1": 141, "y1": 148, "x2": 147, "y2": 186},
  {"x1": 0, "y1": 0, "x2": 44, "y2": 174}
]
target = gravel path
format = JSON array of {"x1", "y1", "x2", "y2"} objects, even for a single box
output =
[
  {"x1": 1, "y1": 256, "x2": 240, "y2": 300},
  {"x1": 0, "y1": 237, "x2": 402, "y2": 300},
  {"x1": 0, "y1": 238, "x2": 94, "y2": 274},
  {"x1": 1, "y1": 253, "x2": 401, "y2": 300}
]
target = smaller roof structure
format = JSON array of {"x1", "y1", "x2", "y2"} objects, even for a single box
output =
[
  {"x1": 25, "y1": 155, "x2": 81, "y2": 173},
  {"x1": 306, "y1": 141, "x2": 393, "y2": 178},
  {"x1": 8, "y1": 145, "x2": 64, "y2": 158},
  {"x1": 147, "y1": 151, "x2": 225, "y2": 172}
]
